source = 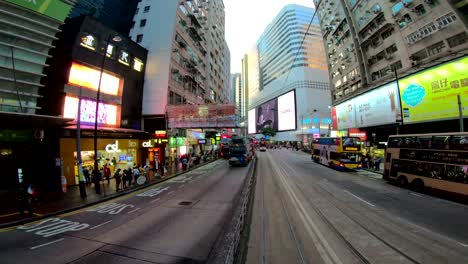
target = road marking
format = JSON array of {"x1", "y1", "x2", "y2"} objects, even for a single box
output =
[
  {"x1": 0, "y1": 212, "x2": 42, "y2": 218},
  {"x1": 150, "y1": 198, "x2": 160, "y2": 204},
  {"x1": 410, "y1": 192, "x2": 422, "y2": 197},
  {"x1": 18, "y1": 218, "x2": 90, "y2": 237},
  {"x1": 127, "y1": 208, "x2": 141, "y2": 214},
  {"x1": 90, "y1": 220, "x2": 112, "y2": 230},
  {"x1": 87, "y1": 203, "x2": 134, "y2": 215},
  {"x1": 459, "y1": 242, "x2": 468, "y2": 247},
  {"x1": 168, "y1": 191, "x2": 175, "y2": 195},
  {"x1": 345, "y1": 190, "x2": 375, "y2": 207},
  {"x1": 30, "y1": 238, "x2": 64, "y2": 250}
]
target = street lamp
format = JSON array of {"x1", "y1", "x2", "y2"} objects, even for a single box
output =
[{"x1": 93, "y1": 34, "x2": 121, "y2": 194}]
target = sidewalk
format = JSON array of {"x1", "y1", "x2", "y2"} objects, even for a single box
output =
[{"x1": 0, "y1": 158, "x2": 218, "y2": 228}]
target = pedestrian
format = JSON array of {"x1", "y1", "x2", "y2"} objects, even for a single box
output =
[
  {"x1": 125, "y1": 167, "x2": 133, "y2": 186},
  {"x1": 18, "y1": 183, "x2": 36, "y2": 218},
  {"x1": 104, "y1": 165, "x2": 111, "y2": 184},
  {"x1": 114, "y1": 168, "x2": 122, "y2": 191},
  {"x1": 133, "y1": 165, "x2": 140, "y2": 184},
  {"x1": 159, "y1": 161, "x2": 165, "y2": 177},
  {"x1": 92, "y1": 168, "x2": 101, "y2": 194},
  {"x1": 122, "y1": 169, "x2": 128, "y2": 189},
  {"x1": 83, "y1": 166, "x2": 91, "y2": 186}
]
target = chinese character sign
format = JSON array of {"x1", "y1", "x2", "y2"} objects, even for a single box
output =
[{"x1": 398, "y1": 57, "x2": 468, "y2": 124}]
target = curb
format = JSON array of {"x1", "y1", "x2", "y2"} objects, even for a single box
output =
[{"x1": 0, "y1": 159, "x2": 219, "y2": 229}]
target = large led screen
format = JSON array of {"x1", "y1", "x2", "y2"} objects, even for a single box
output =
[
  {"x1": 398, "y1": 56, "x2": 468, "y2": 124},
  {"x1": 63, "y1": 96, "x2": 118, "y2": 126},
  {"x1": 248, "y1": 109, "x2": 256, "y2": 134},
  {"x1": 354, "y1": 82, "x2": 401, "y2": 127},
  {"x1": 68, "y1": 62, "x2": 121, "y2": 96},
  {"x1": 256, "y1": 98, "x2": 278, "y2": 133},
  {"x1": 277, "y1": 90, "x2": 296, "y2": 131}
]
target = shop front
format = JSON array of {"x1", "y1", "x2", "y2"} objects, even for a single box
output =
[{"x1": 60, "y1": 138, "x2": 142, "y2": 185}]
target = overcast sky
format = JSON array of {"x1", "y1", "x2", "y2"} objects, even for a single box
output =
[{"x1": 224, "y1": 0, "x2": 315, "y2": 73}]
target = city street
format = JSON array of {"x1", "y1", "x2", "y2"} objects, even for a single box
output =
[
  {"x1": 246, "y1": 149, "x2": 468, "y2": 264},
  {"x1": 0, "y1": 160, "x2": 251, "y2": 264}
]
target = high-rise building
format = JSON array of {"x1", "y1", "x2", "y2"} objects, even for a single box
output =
[
  {"x1": 314, "y1": 0, "x2": 468, "y2": 104},
  {"x1": 68, "y1": 0, "x2": 139, "y2": 35},
  {"x1": 129, "y1": 0, "x2": 229, "y2": 131},
  {"x1": 0, "y1": 0, "x2": 75, "y2": 192},
  {"x1": 231, "y1": 73, "x2": 243, "y2": 121},
  {"x1": 314, "y1": 0, "x2": 468, "y2": 142},
  {"x1": 247, "y1": 4, "x2": 331, "y2": 142}
]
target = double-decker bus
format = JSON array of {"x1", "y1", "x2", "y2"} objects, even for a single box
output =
[
  {"x1": 384, "y1": 132, "x2": 468, "y2": 196},
  {"x1": 311, "y1": 137, "x2": 363, "y2": 170}
]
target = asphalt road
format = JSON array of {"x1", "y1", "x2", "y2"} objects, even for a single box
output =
[
  {"x1": 0, "y1": 159, "x2": 251, "y2": 264},
  {"x1": 246, "y1": 149, "x2": 468, "y2": 264}
]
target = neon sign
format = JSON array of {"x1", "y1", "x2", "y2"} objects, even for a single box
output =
[{"x1": 105, "y1": 141, "x2": 121, "y2": 153}]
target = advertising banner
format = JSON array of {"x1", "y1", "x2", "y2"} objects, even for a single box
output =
[
  {"x1": 277, "y1": 90, "x2": 297, "y2": 131},
  {"x1": 334, "y1": 99, "x2": 356, "y2": 130},
  {"x1": 167, "y1": 104, "x2": 237, "y2": 128},
  {"x1": 248, "y1": 109, "x2": 256, "y2": 134},
  {"x1": 256, "y1": 98, "x2": 278, "y2": 133},
  {"x1": 6, "y1": 0, "x2": 72, "y2": 22},
  {"x1": 398, "y1": 57, "x2": 468, "y2": 124},
  {"x1": 354, "y1": 82, "x2": 401, "y2": 127}
]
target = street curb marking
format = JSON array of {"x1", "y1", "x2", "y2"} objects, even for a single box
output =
[
  {"x1": 30, "y1": 238, "x2": 64, "y2": 250},
  {"x1": 90, "y1": 220, "x2": 112, "y2": 230}
]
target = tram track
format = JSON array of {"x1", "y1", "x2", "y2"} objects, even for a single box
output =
[{"x1": 274, "y1": 153, "x2": 420, "y2": 264}]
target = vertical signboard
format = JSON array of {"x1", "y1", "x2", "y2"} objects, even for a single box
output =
[
  {"x1": 256, "y1": 98, "x2": 278, "y2": 133},
  {"x1": 248, "y1": 109, "x2": 256, "y2": 134},
  {"x1": 398, "y1": 57, "x2": 468, "y2": 124},
  {"x1": 277, "y1": 90, "x2": 297, "y2": 131}
]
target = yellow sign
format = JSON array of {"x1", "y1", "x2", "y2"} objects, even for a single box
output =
[
  {"x1": 344, "y1": 147, "x2": 358, "y2": 151},
  {"x1": 398, "y1": 57, "x2": 468, "y2": 124}
]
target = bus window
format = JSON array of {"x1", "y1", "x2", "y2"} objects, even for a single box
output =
[
  {"x1": 432, "y1": 136, "x2": 450, "y2": 150},
  {"x1": 451, "y1": 136, "x2": 468, "y2": 150},
  {"x1": 388, "y1": 137, "x2": 403, "y2": 148},
  {"x1": 330, "y1": 152, "x2": 339, "y2": 160},
  {"x1": 416, "y1": 136, "x2": 431, "y2": 149}
]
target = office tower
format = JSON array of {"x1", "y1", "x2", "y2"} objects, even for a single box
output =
[{"x1": 247, "y1": 4, "x2": 331, "y2": 142}]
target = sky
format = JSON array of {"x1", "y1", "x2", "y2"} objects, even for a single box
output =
[{"x1": 224, "y1": 0, "x2": 315, "y2": 73}]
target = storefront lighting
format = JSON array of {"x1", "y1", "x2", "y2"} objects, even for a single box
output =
[{"x1": 68, "y1": 62, "x2": 121, "y2": 95}]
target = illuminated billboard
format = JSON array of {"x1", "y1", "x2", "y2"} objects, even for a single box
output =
[
  {"x1": 248, "y1": 109, "x2": 256, "y2": 134},
  {"x1": 277, "y1": 90, "x2": 296, "y2": 131},
  {"x1": 333, "y1": 98, "x2": 356, "y2": 130},
  {"x1": 354, "y1": 82, "x2": 401, "y2": 127},
  {"x1": 398, "y1": 57, "x2": 468, "y2": 124},
  {"x1": 256, "y1": 97, "x2": 278, "y2": 133},
  {"x1": 68, "y1": 62, "x2": 121, "y2": 96},
  {"x1": 63, "y1": 96, "x2": 118, "y2": 126}
]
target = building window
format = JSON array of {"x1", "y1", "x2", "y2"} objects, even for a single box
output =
[
  {"x1": 386, "y1": 44, "x2": 398, "y2": 54},
  {"x1": 144, "y1": 6, "x2": 150, "y2": 13},
  {"x1": 136, "y1": 34, "x2": 143, "y2": 43},
  {"x1": 447, "y1": 32, "x2": 468, "y2": 48},
  {"x1": 426, "y1": 41, "x2": 445, "y2": 56},
  {"x1": 413, "y1": 5, "x2": 426, "y2": 16},
  {"x1": 399, "y1": 14, "x2": 413, "y2": 28},
  {"x1": 381, "y1": 28, "x2": 394, "y2": 40},
  {"x1": 390, "y1": 61, "x2": 403, "y2": 71},
  {"x1": 436, "y1": 12, "x2": 457, "y2": 29},
  {"x1": 131, "y1": 21, "x2": 135, "y2": 28},
  {"x1": 411, "y1": 49, "x2": 428, "y2": 61},
  {"x1": 140, "y1": 19, "x2": 147, "y2": 27},
  {"x1": 426, "y1": 0, "x2": 440, "y2": 8}
]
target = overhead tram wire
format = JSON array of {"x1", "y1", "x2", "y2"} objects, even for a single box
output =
[{"x1": 280, "y1": 0, "x2": 323, "y2": 92}]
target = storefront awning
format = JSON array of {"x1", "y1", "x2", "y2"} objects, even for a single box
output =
[{"x1": 0, "y1": 111, "x2": 73, "y2": 128}]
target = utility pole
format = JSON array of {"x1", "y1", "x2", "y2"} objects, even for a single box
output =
[
  {"x1": 76, "y1": 86, "x2": 86, "y2": 198},
  {"x1": 458, "y1": 94, "x2": 464, "y2": 132}
]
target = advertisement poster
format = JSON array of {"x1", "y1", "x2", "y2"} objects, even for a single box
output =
[
  {"x1": 398, "y1": 57, "x2": 468, "y2": 124},
  {"x1": 354, "y1": 82, "x2": 401, "y2": 127},
  {"x1": 277, "y1": 90, "x2": 297, "y2": 131},
  {"x1": 248, "y1": 109, "x2": 256, "y2": 134},
  {"x1": 334, "y1": 99, "x2": 356, "y2": 130},
  {"x1": 256, "y1": 98, "x2": 278, "y2": 133}
]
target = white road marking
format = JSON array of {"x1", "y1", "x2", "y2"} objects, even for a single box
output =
[
  {"x1": 127, "y1": 208, "x2": 141, "y2": 214},
  {"x1": 30, "y1": 238, "x2": 64, "y2": 250},
  {"x1": 459, "y1": 242, "x2": 468, "y2": 247},
  {"x1": 345, "y1": 190, "x2": 375, "y2": 207},
  {"x1": 150, "y1": 198, "x2": 160, "y2": 204},
  {"x1": 410, "y1": 192, "x2": 422, "y2": 197},
  {"x1": 90, "y1": 220, "x2": 112, "y2": 230}
]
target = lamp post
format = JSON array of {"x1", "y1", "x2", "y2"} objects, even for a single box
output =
[{"x1": 93, "y1": 34, "x2": 121, "y2": 193}]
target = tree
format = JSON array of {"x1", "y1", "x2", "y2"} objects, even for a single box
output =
[{"x1": 261, "y1": 127, "x2": 276, "y2": 138}]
